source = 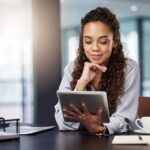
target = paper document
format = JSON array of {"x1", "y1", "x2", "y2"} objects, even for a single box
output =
[{"x1": 112, "y1": 135, "x2": 150, "y2": 145}]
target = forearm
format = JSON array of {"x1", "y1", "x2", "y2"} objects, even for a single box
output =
[{"x1": 75, "y1": 79, "x2": 89, "y2": 91}]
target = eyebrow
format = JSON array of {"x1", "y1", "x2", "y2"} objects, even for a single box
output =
[{"x1": 83, "y1": 35, "x2": 109, "y2": 39}]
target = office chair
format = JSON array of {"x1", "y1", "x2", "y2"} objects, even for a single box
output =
[{"x1": 138, "y1": 96, "x2": 150, "y2": 117}]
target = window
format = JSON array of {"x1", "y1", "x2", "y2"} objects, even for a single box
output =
[
  {"x1": 0, "y1": 0, "x2": 33, "y2": 123},
  {"x1": 120, "y1": 20, "x2": 138, "y2": 63},
  {"x1": 142, "y1": 20, "x2": 150, "y2": 96}
]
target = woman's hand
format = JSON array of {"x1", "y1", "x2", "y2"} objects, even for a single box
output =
[
  {"x1": 63, "y1": 102, "x2": 105, "y2": 134},
  {"x1": 75, "y1": 62, "x2": 107, "y2": 91}
]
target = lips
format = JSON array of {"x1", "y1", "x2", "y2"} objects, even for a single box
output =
[{"x1": 90, "y1": 54, "x2": 102, "y2": 60}]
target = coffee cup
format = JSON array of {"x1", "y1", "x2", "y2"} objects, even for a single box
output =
[{"x1": 135, "y1": 117, "x2": 150, "y2": 132}]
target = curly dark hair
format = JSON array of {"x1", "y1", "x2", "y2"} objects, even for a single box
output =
[{"x1": 70, "y1": 7, "x2": 127, "y2": 115}]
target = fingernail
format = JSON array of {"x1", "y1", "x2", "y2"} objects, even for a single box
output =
[
  {"x1": 64, "y1": 115, "x2": 67, "y2": 117},
  {"x1": 82, "y1": 102, "x2": 85, "y2": 106},
  {"x1": 103, "y1": 68, "x2": 107, "y2": 72}
]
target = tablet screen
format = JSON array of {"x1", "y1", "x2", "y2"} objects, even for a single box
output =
[{"x1": 57, "y1": 91, "x2": 110, "y2": 123}]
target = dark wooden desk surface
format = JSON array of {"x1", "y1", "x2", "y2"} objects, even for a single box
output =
[{"x1": 0, "y1": 128, "x2": 150, "y2": 150}]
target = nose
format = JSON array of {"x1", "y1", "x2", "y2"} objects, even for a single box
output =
[{"x1": 92, "y1": 42, "x2": 99, "y2": 51}]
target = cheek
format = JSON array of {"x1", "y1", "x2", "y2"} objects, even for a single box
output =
[
  {"x1": 101, "y1": 42, "x2": 113, "y2": 52},
  {"x1": 101, "y1": 45, "x2": 112, "y2": 53},
  {"x1": 106, "y1": 49, "x2": 113, "y2": 58},
  {"x1": 101, "y1": 40, "x2": 114, "y2": 52},
  {"x1": 83, "y1": 45, "x2": 91, "y2": 55},
  {"x1": 100, "y1": 45, "x2": 113, "y2": 59}
]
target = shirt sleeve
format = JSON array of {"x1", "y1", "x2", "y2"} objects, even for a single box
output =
[
  {"x1": 54, "y1": 62, "x2": 80, "y2": 130},
  {"x1": 104, "y1": 59, "x2": 140, "y2": 135}
]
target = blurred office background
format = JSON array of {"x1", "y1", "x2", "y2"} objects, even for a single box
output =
[{"x1": 0, "y1": 0, "x2": 150, "y2": 125}]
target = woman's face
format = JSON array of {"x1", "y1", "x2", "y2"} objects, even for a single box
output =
[{"x1": 83, "y1": 21, "x2": 115, "y2": 65}]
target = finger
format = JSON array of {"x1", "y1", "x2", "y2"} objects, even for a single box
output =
[
  {"x1": 90, "y1": 63, "x2": 107, "y2": 72},
  {"x1": 69, "y1": 103, "x2": 82, "y2": 115},
  {"x1": 96, "y1": 65, "x2": 107, "y2": 72},
  {"x1": 64, "y1": 112, "x2": 84, "y2": 121},
  {"x1": 82, "y1": 102, "x2": 89, "y2": 114},
  {"x1": 97, "y1": 108, "x2": 102, "y2": 118},
  {"x1": 64, "y1": 114, "x2": 79, "y2": 121},
  {"x1": 96, "y1": 109, "x2": 103, "y2": 124},
  {"x1": 63, "y1": 108, "x2": 77, "y2": 117}
]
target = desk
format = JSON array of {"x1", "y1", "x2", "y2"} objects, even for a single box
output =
[{"x1": 0, "y1": 128, "x2": 150, "y2": 150}]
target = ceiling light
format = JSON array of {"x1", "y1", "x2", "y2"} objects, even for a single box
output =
[{"x1": 130, "y1": 5, "x2": 138, "y2": 12}]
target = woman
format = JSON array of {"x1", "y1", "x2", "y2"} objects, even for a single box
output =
[{"x1": 55, "y1": 7, "x2": 140, "y2": 135}]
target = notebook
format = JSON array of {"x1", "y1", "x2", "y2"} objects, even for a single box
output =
[
  {"x1": 0, "y1": 131, "x2": 19, "y2": 141},
  {"x1": 112, "y1": 135, "x2": 150, "y2": 145},
  {"x1": 6, "y1": 125, "x2": 55, "y2": 135}
]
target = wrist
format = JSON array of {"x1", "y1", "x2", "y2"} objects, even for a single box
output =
[
  {"x1": 75, "y1": 79, "x2": 89, "y2": 91},
  {"x1": 96, "y1": 125, "x2": 107, "y2": 136}
]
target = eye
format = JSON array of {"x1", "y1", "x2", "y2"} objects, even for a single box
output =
[
  {"x1": 99, "y1": 39, "x2": 108, "y2": 45},
  {"x1": 84, "y1": 40, "x2": 92, "y2": 44},
  {"x1": 100, "y1": 41, "x2": 108, "y2": 45},
  {"x1": 85, "y1": 42, "x2": 92, "y2": 44}
]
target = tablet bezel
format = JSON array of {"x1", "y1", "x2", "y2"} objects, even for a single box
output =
[{"x1": 56, "y1": 90, "x2": 110, "y2": 123}]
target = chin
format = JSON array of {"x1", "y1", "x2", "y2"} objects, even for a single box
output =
[{"x1": 90, "y1": 60, "x2": 103, "y2": 64}]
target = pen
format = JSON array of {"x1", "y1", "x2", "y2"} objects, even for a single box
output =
[{"x1": 138, "y1": 135, "x2": 143, "y2": 140}]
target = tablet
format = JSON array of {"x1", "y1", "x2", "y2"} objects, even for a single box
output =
[{"x1": 56, "y1": 91, "x2": 110, "y2": 123}]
